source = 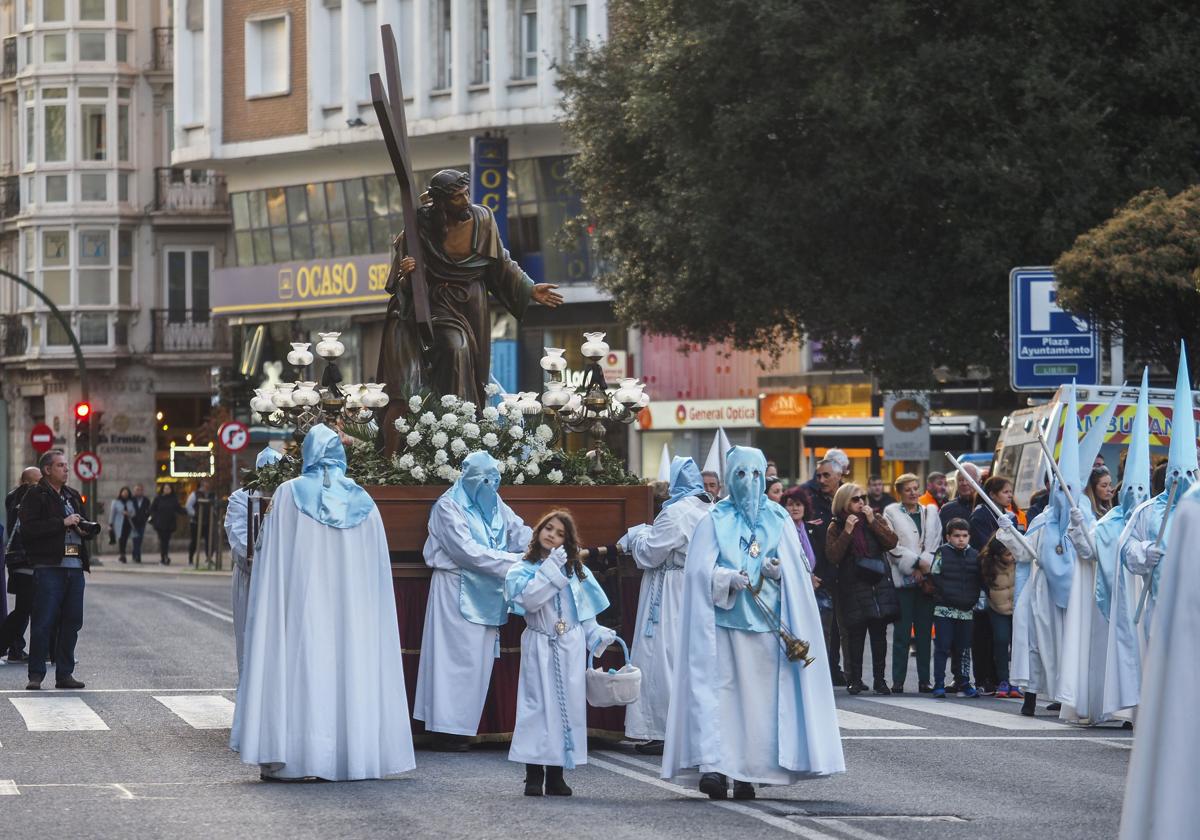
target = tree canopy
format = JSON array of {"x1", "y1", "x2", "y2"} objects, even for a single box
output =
[
  {"x1": 1055, "y1": 187, "x2": 1200, "y2": 372},
  {"x1": 559, "y1": 0, "x2": 1200, "y2": 386}
]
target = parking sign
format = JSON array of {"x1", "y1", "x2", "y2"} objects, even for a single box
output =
[{"x1": 1010, "y1": 267, "x2": 1099, "y2": 391}]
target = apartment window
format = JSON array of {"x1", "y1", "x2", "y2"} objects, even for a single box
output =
[
  {"x1": 473, "y1": 0, "x2": 489, "y2": 84},
  {"x1": 81, "y1": 97, "x2": 107, "y2": 161},
  {"x1": 117, "y1": 172, "x2": 128, "y2": 202},
  {"x1": 78, "y1": 32, "x2": 106, "y2": 61},
  {"x1": 166, "y1": 249, "x2": 210, "y2": 322},
  {"x1": 436, "y1": 0, "x2": 451, "y2": 89},
  {"x1": 80, "y1": 173, "x2": 106, "y2": 201},
  {"x1": 78, "y1": 229, "x2": 111, "y2": 305},
  {"x1": 519, "y1": 0, "x2": 537, "y2": 78},
  {"x1": 43, "y1": 0, "x2": 65, "y2": 22},
  {"x1": 45, "y1": 174, "x2": 67, "y2": 202},
  {"x1": 24, "y1": 104, "x2": 33, "y2": 165},
  {"x1": 398, "y1": 0, "x2": 414, "y2": 91},
  {"x1": 323, "y1": 0, "x2": 342, "y2": 106},
  {"x1": 43, "y1": 88, "x2": 67, "y2": 162},
  {"x1": 43, "y1": 33, "x2": 66, "y2": 62},
  {"x1": 80, "y1": 0, "x2": 105, "y2": 21},
  {"x1": 116, "y1": 32, "x2": 127, "y2": 62},
  {"x1": 245, "y1": 15, "x2": 291, "y2": 98},
  {"x1": 117, "y1": 103, "x2": 129, "y2": 160},
  {"x1": 116, "y1": 0, "x2": 127, "y2": 21},
  {"x1": 361, "y1": 0, "x2": 377, "y2": 100},
  {"x1": 78, "y1": 313, "x2": 107, "y2": 345},
  {"x1": 185, "y1": 0, "x2": 203, "y2": 31},
  {"x1": 117, "y1": 230, "x2": 131, "y2": 304},
  {"x1": 569, "y1": 1, "x2": 587, "y2": 64},
  {"x1": 42, "y1": 230, "x2": 70, "y2": 305},
  {"x1": 22, "y1": 0, "x2": 32, "y2": 27}
]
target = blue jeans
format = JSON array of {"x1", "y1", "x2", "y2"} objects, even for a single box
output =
[
  {"x1": 989, "y1": 608, "x2": 1013, "y2": 684},
  {"x1": 933, "y1": 615, "x2": 973, "y2": 689},
  {"x1": 131, "y1": 526, "x2": 145, "y2": 562},
  {"x1": 28, "y1": 567, "x2": 85, "y2": 681}
]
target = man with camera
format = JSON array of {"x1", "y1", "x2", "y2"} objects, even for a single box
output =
[{"x1": 18, "y1": 450, "x2": 100, "y2": 690}]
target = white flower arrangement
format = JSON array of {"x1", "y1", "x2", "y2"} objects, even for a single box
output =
[
  {"x1": 482, "y1": 432, "x2": 499, "y2": 448},
  {"x1": 441, "y1": 394, "x2": 460, "y2": 408},
  {"x1": 420, "y1": 411, "x2": 437, "y2": 426},
  {"x1": 406, "y1": 431, "x2": 422, "y2": 447},
  {"x1": 535, "y1": 425, "x2": 554, "y2": 443},
  {"x1": 393, "y1": 419, "x2": 410, "y2": 434},
  {"x1": 481, "y1": 406, "x2": 499, "y2": 422},
  {"x1": 485, "y1": 383, "x2": 501, "y2": 397},
  {"x1": 508, "y1": 426, "x2": 524, "y2": 440},
  {"x1": 525, "y1": 462, "x2": 540, "y2": 477},
  {"x1": 436, "y1": 464, "x2": 456, "y2": 480},
  {"x1": 457, "y1": 401, "x2": 476, "y2": 417},
  {"x1": 513, "y1": 472, "x2": 525, "y2": 485},
  {"x1": 409, "y1": 395, "x2": 423, "y2": 412},
  {"x1": 410, "y1": 465, "x2": 427, "y2": 482},
  {"x1": 441, "y1": 412, "x2": 459, "y2": 428},
  {"x1": 431, "y1": 430, "x2": 449, "y2": 448},
  {"x1": 462, "y1": 422, "x2": 481, "y2": 439},
  {"x1": 496, "y1": 459, "x2": 508, "y2": 474},
  {"x1": 450, "y1": 438, "x2": 468, "y2": 455},
  {"x1": 547, "y1": 469, "x2": 563, "y2": 484},
  {"x1": 434, "y1": 449, "x2": 449, "y2": 465}
]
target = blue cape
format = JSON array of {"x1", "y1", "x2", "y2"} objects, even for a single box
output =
[{"x1": 289, "y1": 425, "x2": 375, "y2": 529}]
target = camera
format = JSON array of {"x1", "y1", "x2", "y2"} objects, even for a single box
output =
[{"x1": 74, "y1": 519, "x2": 103, "y2": 539}]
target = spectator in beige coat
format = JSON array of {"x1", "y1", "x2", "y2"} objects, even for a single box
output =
[{"x1": 882, "y1": 473, "x2": 942, "y2": 693}]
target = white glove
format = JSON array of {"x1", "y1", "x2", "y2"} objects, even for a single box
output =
[
  {"x1": 548, "y1": 545, "x2": 569, "y2": 569},
  {"x1": 1068, "y1": 507, "x2": 1085, "y2": 527},
  {"x1": 918, "y1": 552, "x2": 934, "y2": 573},
  {"x1": 761, "y1": 556, "x2": 782, "y2": 580},
  {"x1": 1144, "y1": 543, "x2": 1165, "y2": 571},
  {"x1": 996, "y1": 515, "x2": 1015, "y2": 532},
  {"x1": 730, "y1": 570, "x2": 751, "y2": 592}
]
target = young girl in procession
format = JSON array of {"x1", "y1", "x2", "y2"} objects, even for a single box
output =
[{"x1": 505, "y1": 510, "x2": 617, "y2": 797}]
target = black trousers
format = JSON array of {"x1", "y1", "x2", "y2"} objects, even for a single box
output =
[
  {"x1": 972, "y1": 609, "x2": 997, "y2": 689},
  {"x1": 0, "y1": 570, "x2": 34, "y2": 655},
  {"x1": 157, "y1": 528, "x2": 174, "y2": 561},
  {"x1": 116, "y1": 520, "x2": 131, "y2": 556},
  {"x1": 827, "y1": 594, "x2": 843, "y2": 674},
  {"x1": 843, "y1": 618, "x2": 889, "y2": 685}
]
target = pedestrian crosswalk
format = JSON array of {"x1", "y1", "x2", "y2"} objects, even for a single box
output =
[{"x1": 0, "y1": 689, "x2": 1130, "y2": 738}]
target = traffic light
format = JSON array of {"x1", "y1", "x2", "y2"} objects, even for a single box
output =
[{"x1": 74, "y1": 401, "x2": 92, "y2": 451}]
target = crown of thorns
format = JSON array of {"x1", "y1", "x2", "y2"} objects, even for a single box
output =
[{"x1": 427, "y1": 169, "x2": 471, "y2": 198}]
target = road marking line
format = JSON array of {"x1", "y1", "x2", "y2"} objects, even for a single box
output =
[
  {"x1": 0, "y1": 780, "x2": 18, "y2": 795},
  {"x1": 0, "y1": 688, "x2": 236, "y2": 695},
  {"x1": 836, "y1": 709, "x2": 923, "y2": 731},
  {"x1": 10, "y1": 697, "x2": 109, "y2": 731},
  {"x1": 811, "y1": 819, "x2": 892, "y2": 840},
  {"x1": 111, "y1": 783, "x2": 135, "y2": 800},
  {"x1": 160, "y1": 592, "x2": 234, "y2": 623},
  {"x1": 154, "y1": 695, "x2": 235, "y2": 729},
  {"x1": 861, "y1": 697, "x2": 1064, "y2": 730},
  {"x1": 840, "y1": 735, "x2": 1131, "y2": 741},
  {"x1": 589, "y1": 755, "x2": 842, "y2": 840}
]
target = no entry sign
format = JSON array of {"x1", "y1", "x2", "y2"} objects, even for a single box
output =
[
  {"x1": 74, "y1": 451, "x2": 102, "y2": 481},
  {"x1": 30, "y1": 423, "x2": 54, "y2": 453},
  {"x1": 218, "y1": 421, "x2": 249, "y2": 452}
]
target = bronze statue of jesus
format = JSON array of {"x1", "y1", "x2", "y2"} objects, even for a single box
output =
[{"x1": 377, "y1": 169, "x2": 562, "y2": 451}]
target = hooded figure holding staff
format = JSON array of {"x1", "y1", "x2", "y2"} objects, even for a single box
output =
[{"x1": 662, "y1": 446, "x2": 843, "y2": 800}]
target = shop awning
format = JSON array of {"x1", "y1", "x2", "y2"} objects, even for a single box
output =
[{"x1": 799, "y1": 416, "x2": 984, "y2": 439}]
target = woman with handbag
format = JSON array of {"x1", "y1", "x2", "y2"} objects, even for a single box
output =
[
  {"x1": 107, "y1": 487, "x2": 134, "y2": 564},
  {"x1": 827, "y1": 482, "x2": 900, "y2": 695},
  {"x1": 504, "y1": 510, "x2": 617, "y2": 797},
  {"x1": 882, "y1": 474, "x2": 941, "y2": 693}
]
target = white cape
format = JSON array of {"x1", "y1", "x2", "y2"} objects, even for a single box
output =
[
  {"x1": 662, "y1": 515, "x2": 844, "y2": 783},
  {"x1": 622, "y1": 494, "x2": 710, "y2": 741},
  {"x1": 1119, "y1": 488, "x2": 1200, "y2": 839},
  {"x1": 230, "y1": 482, "x2": 416, "y2": 780},
  {"x1": 1057, "y1": 523, "x2": 1114, "y2": 724}
]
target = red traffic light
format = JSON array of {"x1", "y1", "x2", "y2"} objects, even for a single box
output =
[{"x1": 75, "y1": 402, "x2": 91, "y2": 419}]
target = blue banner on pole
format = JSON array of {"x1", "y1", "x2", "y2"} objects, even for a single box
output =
[{"x1": 471, "y1": 136, "x2": 508, "y2": 244}]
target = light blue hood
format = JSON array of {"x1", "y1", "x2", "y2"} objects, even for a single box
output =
[
  {"x1": 290, "y1": 425, "x2": 375, "y2": 528},
  {"x1": 445, "y1": 451, "x2": 512, "y2": 627},
  {"x1": 664, "y1": 456, "x2": 705, "y2": 508},
  {"x1": 255, "y1": 445, "x2": 282, "y2": 469}
]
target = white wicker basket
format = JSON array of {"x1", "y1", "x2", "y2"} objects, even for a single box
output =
[{"x1": 586, "y1": 637, "x2": 641, "y2": 708}]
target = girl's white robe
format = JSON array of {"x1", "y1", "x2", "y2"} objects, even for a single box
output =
[
  {"x1": 621, "y1": 495, "x2": 710, "y2": 741},
  {"x1": 229, "y1": 482, "x2": 416, "y2": 780},
  {"x1": 1118, "y1": 487, "x2": 1200, "y2": 840},
  {"x1": 507, "y1": 558, "x2": 610, "y2": 767},
  {"x1": 413, "y1": 496, "x2": 530, "y2": 735},
  {"x1": 661, "y1": 516, "x2": 844, "y2": 785}
]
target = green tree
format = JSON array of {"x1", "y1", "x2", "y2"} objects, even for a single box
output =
[
  {"x1": 560, "y1": 0, "x2": 1200, "y2": 386},
  {"x1": 1055, "y1": 187, "x2": 1200, "y2": 372}
]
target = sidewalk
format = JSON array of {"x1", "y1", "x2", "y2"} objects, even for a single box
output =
[{"x1": 90, "y1": 554, "x2": 232, "y2": 576}]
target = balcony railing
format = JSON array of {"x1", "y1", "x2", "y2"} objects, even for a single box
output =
[
  {"x1": 153, "y1": 168, "x2": 230, "y2": 215},
  {"x1": 152, "y1": 27, "x2": 173, "y2": 71},
  {"x1": 0, "y1": 175, "x2": 19, "y2": 220},
  {"x1": 1, "y1": 314, "x2": 27, "y2": 357},
  {"x1": 2, "y1": 36, "x2": 17, "y2": 80},
  {"x1": 152, "y1": 309, "x2": 230, "y2": 354}
]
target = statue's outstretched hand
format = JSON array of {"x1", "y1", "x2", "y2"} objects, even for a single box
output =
[
  {"x1": 398, "y1": 256, "x2": 416, "y2": 276},
  {"x1": 532, "y1": 283, "x2": 563, "y2": 307}
]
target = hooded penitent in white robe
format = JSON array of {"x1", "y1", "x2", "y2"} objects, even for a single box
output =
[
  {"x1": 662, "y1": 447, "x2": 843, "y2": 788},
  {"x1": 1010, "y1": 516, "x2": 1064, "y2": 698},
  {"x1": 224, "y1": 446, "x2": 282, "y2": 677},
  {"x1": 620, "y1": 457, "x2": 711, "y2": 742},
  {"x1": 505, "y1": 550, "x2": 615, "y2": 768},
  {"x1": 1060, "y1": 514, "x2": 1115, "y2": 724},
  {"x1": 414, "y1": 452, "x2": 531, "y2": 736},
  {"x1": 230, "y1": 426, "x2": 415, "y2": 780},
  {"x1": 1118, "y1": 483, "x2": 1200, "y2": 840}
]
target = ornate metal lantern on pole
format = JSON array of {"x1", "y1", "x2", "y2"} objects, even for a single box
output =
[
  {"x1": 248, "y1": 331, "x2": 390, "y2": 445},
  {"x1": 540, "y1": 332, "x2": 650, "y2": 473}
]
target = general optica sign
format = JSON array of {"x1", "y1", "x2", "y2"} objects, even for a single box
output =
[{"x1": 637, "y1": 398, "x2": 759, "y2": 430}]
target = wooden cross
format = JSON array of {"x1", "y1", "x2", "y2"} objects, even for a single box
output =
[{"x1": 370, "y1": 24, "x2": 434, "y2": 351}]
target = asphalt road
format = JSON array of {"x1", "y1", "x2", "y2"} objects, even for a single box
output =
[{"x1": 0, "y1": 566, "x2": 1131, "y2": 840}]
